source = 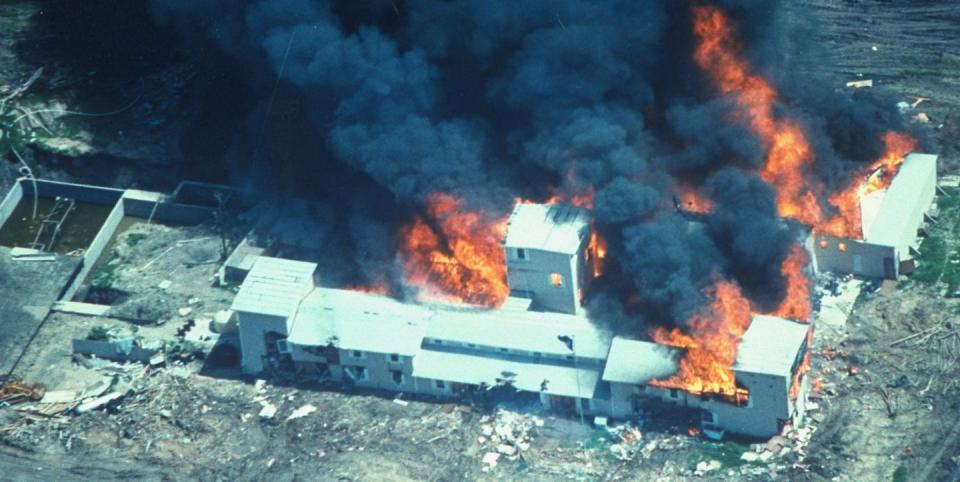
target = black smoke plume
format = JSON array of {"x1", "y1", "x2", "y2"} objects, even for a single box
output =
[{"x1": 150, "y1": 0, "x2": 918, "y2": 335}]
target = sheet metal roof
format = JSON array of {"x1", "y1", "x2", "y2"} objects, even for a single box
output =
[
  {"x1": 425, "y1": 306, "x2": 611, "y2": 359},
  {"x1": 413, "y1": 348, "x2": 601, "y2": 398},
  {"x1": 601, "y1": 338, "x2": 679, "y2": 384},
  {"x1": 230, "y1": 256, "x2": 316, "y2": 318},
  {"x1": 864, "y1": 153, "x2": 937, "y2": 248},
  {"x1": 287, "y1": 288, "x2": 431, "y2": 356},
  {"x1": 733, "y1": 315, "x2": 810, "y2": 377},
  {"x1": 504, "y1": 203, "x2": 590, "y2": 254}
]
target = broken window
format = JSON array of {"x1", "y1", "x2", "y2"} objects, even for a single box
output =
[
  {"x1": 818, "y1": 239, "x2": 828, "y2": 249},
  {"x1": 350, "y1": 350, "x2": 365, "y2": 359},
  {"x1": 345, "y1": 366, "x2": 368, "y2": 381},
  {"x1": 838, "y1": 242, "x2": 847, "y2": 252},
  {"x1": 515, "y1": 248, "x2": 527, "y2": 260},
  {"x1": 702, "y1": 411, "x2": 717, "y2": 424},
  {"x1": 669, "y1": 388, "x2": 679, "y2": 399},
  {"x1": 435, "y1": 380, "x2": 446, "y2": 390},
  {"x1": 275, "y1": 340, "x2": 292, "y2": 354},
  {"x1": 388, "y1": 353, "x2": 400, "y2": 362},
  {"x1": 580, "y1": 398, "x2": 591, "y2": 410},
  {"x1": 550, "y1": 273, "x2": 564, "y2": 287},
  {"x1": 390, "y1": 370, "x2": 404, "y2": 385}
]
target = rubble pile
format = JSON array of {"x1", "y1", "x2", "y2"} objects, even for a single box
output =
[
  {"x1": 477, "y1": 408, "x2": 543, "y2": 472},
  {"x1": 605, "y1": 423, "x2": 644, "y2": 461}
]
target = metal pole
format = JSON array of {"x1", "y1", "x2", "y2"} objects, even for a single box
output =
[{"x1": 572, "y1": 335, "x2": 585, "y2": 425}]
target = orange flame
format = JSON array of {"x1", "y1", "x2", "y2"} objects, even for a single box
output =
[
  {"x1": 587, "y1": 230, "x2": 607, "y2": 278},
  {"x1": 650, "y1": 280, "x2": 753, "y2": 400},
  {"x1": 789, "y1": 327, "x2": 814, "y2": 401},
  {"x1": 677, "y1": 183, "x2": 713, "y2": 214},
  {"x1": 771, "y1": 244, "x2": 812, "y2": 322},
  {"x1": 400, "y1": 193, "x2": 509, "y2": 307},
  {"x1": 819, "y1": 131, "x2": 917, "y2": 238},
  {"x1": 344, "y1": 280, "x2": 390, "y2": 296},
  {"x1": 693, "y1": 5, "x2": 824, "y2": 226}
]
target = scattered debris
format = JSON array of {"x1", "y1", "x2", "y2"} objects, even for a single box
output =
[
  {"x1": 845, "y1": 79, "x2": 873, "y2": 88},
  {"x1": 286, "y1": 404, "x2": 317, "y2": 421}
]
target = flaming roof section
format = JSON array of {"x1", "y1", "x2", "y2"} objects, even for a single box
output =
[
  {"x1": 862, "y1": 153, "x2": 937, "y2": 248},
  {"x1": 733, "y1": 315, "x2": 810, "y2": 377},
  {"x1": 504, "y1": 203, "x2": 591, "y2": 255},
  {"x1": 230, "y1": 256, "x2": 316, "y2": 318}
]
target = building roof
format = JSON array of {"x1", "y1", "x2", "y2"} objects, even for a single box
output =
[
  {"x1": 425, "y1": 306, "x2": 611, "y2": 360},
  {"x1": 733, "y1": 315, "x2": 810, "y2": 377},
  {"x1": 863, "y1": 153, "x2": 937, "y2": 248},
  {"x1": 230, "y1": 256, "x2": 316, "y2": 318},
  {"x1": 287, "y1": 288, "x2": 431, "y2": 356},
  {"x1": 504, "y1": 203, "x2": 590, "y2": 254},
  {"x1": 601, "y1": 337, "x2": 679, "y2": 384},
  {"x1": 413, "y1": 348, "x2": 601, "y2": 399}
]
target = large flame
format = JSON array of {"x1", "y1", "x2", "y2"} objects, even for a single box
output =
[
  {"x1": 400, "y1": 193, "x2": 509, "y2": 307},
  {"x1": 771, "y1": 244, "x2": 812, "y2": 322},
  {"x1": 789, "y1": 327, "x2": 814, "y2": 401},
  {"x1": 650, "y1": 280, "x2": 753, "y2": 400},
  {"x1": 587, "y1": 230, "x2": 607, "y2": 278},
  {"x1": 692, "y1": 5, "x2": 823, "y2": 226},
  {"x1": 819, "y1": 131, "x2": 917, "y2": 238}
]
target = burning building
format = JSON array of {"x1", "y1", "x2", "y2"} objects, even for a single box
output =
[
  {"x1": 810, "y1": 152, "x2": 938, "y2": 279},
  {"x1": 232, "y1": 202, "x2": 813, "y2": 439},
  {"x1": 503, "y1": 203, "x2": 593, "y2": 315}
]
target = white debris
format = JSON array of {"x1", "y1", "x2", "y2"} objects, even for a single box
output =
[
  {"x1": 695, "y1": 459, "x2": 722, "y2": 475},
  {"x1": 157, "y1": 280, "x2": 172, "y2": 290},
  {"x1": 741, "y1": 451, "x2": 761, "y2": 463},
  {"x1": 392, "y1": 398, "x2": 409, "y2": 407},
  {"x1": 258, "y1": 401, "x2": 277, "y2": 419},
  {"x1": 254, "y1": 379, "x2": 267, "y2": 393},
  {"x1": 286, "y1": 404, "x2": 317, "y2": 421},
  {"x1": 481, "y1": 452, "x2": 500, "y2": 471},
  {"x1": 178, "y1": 307, "x2": 193, "y2": 317},
  {"x1": 496, "y1": 444, "x2": 517, "y2": 456}
]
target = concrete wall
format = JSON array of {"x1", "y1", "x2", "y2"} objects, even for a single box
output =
[
  {"x1": 24, "y1": 179, "x2": 124, "y2": 205},
  {"x1": 122, "y1": 194, "x2": 216, "y2": 225},
  {"x1": 810, "y1": 233, "x2": 897, "y2": 279},
  {"x1": 62, "y1": 200, "x2": 125, "y2": 300},
  {"x1": 0, "y1": 180, "x2": 23, "y2": 229},
  {"x1": 506, "y1": 248, "x2": 579, "y2": 314},
  {"x1": 237, "y1": 311, "x2": 289, "y2": 374}
]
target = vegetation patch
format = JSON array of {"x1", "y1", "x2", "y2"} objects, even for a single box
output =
[{"x1": 687, "y1": 441, "x2": 751, "y2": 468}]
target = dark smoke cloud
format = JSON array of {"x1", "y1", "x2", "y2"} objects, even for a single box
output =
[
  {"x1": 620, "y1": 215, "x2": 724, "y2": 324},
  {"x1": 704, "y1": 168, "x2": 799, "y2": 310},
  {"x1": 150, "y1": 0, "x2": 913, "y2": 334}
]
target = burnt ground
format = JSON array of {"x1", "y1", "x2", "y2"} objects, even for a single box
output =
[{"x1": 1, "y1": 0, "x2": 960, "y2": 481}]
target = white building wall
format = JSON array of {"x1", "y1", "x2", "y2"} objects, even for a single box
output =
[
  {"x1": 506, "y1": 248, "x2": 580, "y2": 314},
  {"x1": 237, "y1": 311, "x2": 289, "y2": 374},
  {"x1": 810, "y1": 233, "x2": 898, "y2": 279},
  {"x1": 701, "y1": 372, "x2": 790, "y2": 438}
]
